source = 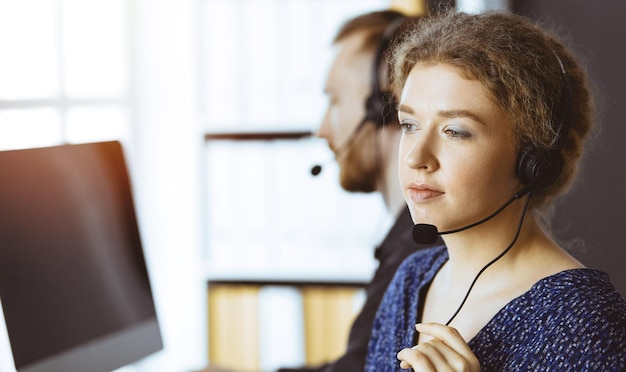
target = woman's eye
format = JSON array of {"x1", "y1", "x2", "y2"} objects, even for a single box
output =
[
  {"x1": 400, "y1": 121, "x2": 419, "y2": 133},
  {"x1": 444, "y1": 127, "x2": 471, "y2": 139}
]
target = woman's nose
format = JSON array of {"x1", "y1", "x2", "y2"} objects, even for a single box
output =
[{"x1": 403, "y1": 132, "x2": 438, "y2": 172}]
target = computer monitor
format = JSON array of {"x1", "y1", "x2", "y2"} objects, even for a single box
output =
[{"x1": 0, "y1": 141, "x2": 163, "y2": 372}]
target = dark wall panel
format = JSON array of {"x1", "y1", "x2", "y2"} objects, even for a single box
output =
[{"x1": 513, "y1": 0, "x2": 626, "y2": 296}]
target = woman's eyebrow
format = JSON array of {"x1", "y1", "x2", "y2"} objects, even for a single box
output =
[
  {"x1": 438, "y1": 109, "x2": 485, "y2": 125},
  {"x1": 397, "y1": 104, "x2": 414, "y2": 114},
  {"x1": 398, "y1": 104, "x2": 486, "y2": 125}
]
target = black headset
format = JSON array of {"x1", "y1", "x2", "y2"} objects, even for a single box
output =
[
  {"x1": 363, "y1": 16, "x2": 407, "y2": 129},
  {"x1": 515, "y1": 52, "x2": 573, "y2": 192}
]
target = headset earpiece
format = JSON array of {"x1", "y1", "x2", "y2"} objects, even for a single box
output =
[
  {"x1": 516, "y1": 148, "x2": 564, "y2": 189},
  {"x1": 515, "y1": 50, "x2": 572, "y2": 192},
  {"x1": 364, "y1": 92, "x2": 387, "y2": 128},
  {"x1": 364, "y1": 16, "x2": 405, "y2": 129}
]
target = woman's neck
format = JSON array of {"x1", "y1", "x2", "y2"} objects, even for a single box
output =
[
  {"x1": 441, "y1": 200, "x2": 536, "y2": 275},
  {"x1": 442, "y1": 212, "x2": 583, "y2": 284},
  {"x1": 422, "y1": 211, "x2": 584, "y2": 340}
]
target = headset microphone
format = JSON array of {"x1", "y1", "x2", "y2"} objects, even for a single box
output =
[
  {"x1": 310, "y1": 164, "x2": 323, "y2": 176},
  {"x1": 311, "y1": 15, "x2": 406, "y2": 177},
  {"x1": 310, "y1": 117, "x2": 369, "y2": 176},
  {"x1": 412, "y1": 184, "x2": 533, "y2": 245}
]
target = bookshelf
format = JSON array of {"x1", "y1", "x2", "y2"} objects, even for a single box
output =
[{"x1": 207, "y1": 280, "x2": 366, "y2": 371}]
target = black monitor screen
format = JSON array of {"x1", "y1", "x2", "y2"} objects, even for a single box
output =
[{"x1": 0, "y1": 141, "x2": 162, "y2": 372}]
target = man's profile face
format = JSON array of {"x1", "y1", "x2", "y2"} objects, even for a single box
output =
[{"x1": 318, "y1": 30, "x2": 378, "y2": 192}]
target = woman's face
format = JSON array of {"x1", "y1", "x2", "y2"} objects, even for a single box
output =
[{"x1": 398, "y1": 63, "x2": 522, "y2": 231}]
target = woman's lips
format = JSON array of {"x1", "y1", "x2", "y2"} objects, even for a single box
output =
[{"x1": 407, "y1": 184, "x2": 444, "y2": 202}]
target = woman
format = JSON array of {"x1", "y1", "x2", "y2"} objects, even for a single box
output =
[{"x1": 364, "y1": 10, "x2": 626, "y2": 372}]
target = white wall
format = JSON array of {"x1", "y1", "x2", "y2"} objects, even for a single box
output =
[
  {"x1": 0, "y1": 1, "x2": 390, "y2": 371},
  {"x1": 124, "y1": 0, "x2": 206, "y2": 370}
]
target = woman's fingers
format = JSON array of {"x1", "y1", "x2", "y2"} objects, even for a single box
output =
[
  {"x1": 416, "y1": 323, "x2": 477, "y2": 361},
  {"x1": 398, "y1": 339, "x2": 461, "y2": 372},
  {"x1": 395, "y1": 323, "x2": 480, "y2": 371}
]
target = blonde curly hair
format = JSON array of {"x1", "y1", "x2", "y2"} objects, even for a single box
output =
[{"x1": 391, "y1": 10, "x2": 594, "y2": 211}]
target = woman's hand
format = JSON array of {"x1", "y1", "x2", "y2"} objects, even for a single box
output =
[{"x1": 396, "y1": 323, "x2": 480, "y2": 371}]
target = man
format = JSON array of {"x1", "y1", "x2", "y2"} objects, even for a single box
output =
[{"x1": 279, "y1": 9, "x2": 437, "y2": 372}]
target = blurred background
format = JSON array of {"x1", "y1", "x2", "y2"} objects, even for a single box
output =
[{"x1": 0, "y1": 0, "x2": 623, "y2": 371}]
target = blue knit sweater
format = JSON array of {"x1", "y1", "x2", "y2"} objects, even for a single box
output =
[{"x1": 365, "y1": 246, "x2": 626, "y2": 371}]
